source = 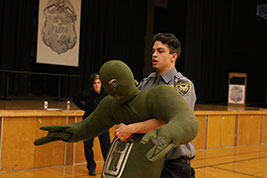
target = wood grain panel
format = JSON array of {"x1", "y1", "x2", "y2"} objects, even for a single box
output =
[
  {"x1": 193, "y1": 115, "x2": 206, "y2": 150},
  {"x1": 207, "y1": 116, "x2": 222, "y2": 148},
  {"x1": 262, "y1": 115, "x2": 267, "y2": 143},
  {"x1": 74, "y1": 140, "x2": 86, "y2": 164},
  {"x1": 65, "y1": 116, "x2": 76, "y2": 165},
  {"x1": 1, "y1": 117, "x2": 36, "y2": 171},
  {"x1": 207, "y1": 115, "x2": 235, "y2": 148},
  {"x1": 237, "y1": 115, "x2": 261, "y2": 145},
  {"x1": 220, "y1": 115, "x2": 236, "y2": 147},
  {"x1": 34, "y1": 116, "x2": 67, "y2": 168},
  {"x1": 73, "y1": 117, "x2": 86, "y2": 164}
]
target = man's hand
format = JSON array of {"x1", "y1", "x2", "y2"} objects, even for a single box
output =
[
  {"x1": 34, "y1": 125, "x2": 72, "y2": 146},
  {"x1": 115, "y1": 119, "x2": 166, "y2": 142},
  {"x1": 115, "y1": 123, "x2": 133, "y2": 142}
]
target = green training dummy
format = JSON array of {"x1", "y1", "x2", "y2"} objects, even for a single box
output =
[{"x1": 34, "y1": 60, "x2": 198, "y2": 178}]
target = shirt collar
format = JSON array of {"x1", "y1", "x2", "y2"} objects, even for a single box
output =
[{"x1": 159, "y1": 68, "x2": 179, "y2": 83}]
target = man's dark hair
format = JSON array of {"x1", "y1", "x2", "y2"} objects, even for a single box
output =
[{"x1": 152, "y1": 33, "x2": 181, "y2": 58}]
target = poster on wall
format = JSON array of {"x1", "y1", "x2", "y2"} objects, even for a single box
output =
[
  {"x1": 228, "y1": 84, "x2": 245, "y2": 104},
  {"x1": 228, "y1": 73, "x2": 247, "y2": 106},
  {"x1": 36, "y1": 0, "x2": 82, "y2": 67}
]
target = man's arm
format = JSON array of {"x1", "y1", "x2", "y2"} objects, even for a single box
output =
[{"x1": 115, "y1": 119, "x2": 165, "y2": 142}]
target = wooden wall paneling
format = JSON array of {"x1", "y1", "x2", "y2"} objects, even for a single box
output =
[
  {"x1": 0, "y1": 117, "x2": 1, "y2": 168},
  {"x1": 73, "y1": 117, "x2": 86, "y2": 164},
  {"x1": 193, "y1": 115, "x2": 207, "y2": 150},
  {"x1": 0, "y1": 117, "x2": 1, "y2": 170},
  {"x1": 1, "y1": 117, "x2": 36, "y2": 171},
  {"x1": 220, "y1": 115, "x2": 236, "y2": 147},
  {"x1": 237, "y1": 115, "x2": 261, "y2": 145},
  {"x1": 207, "y1": 115, "x2": 235, "y2": 149},
  {"x1": 0, "y1": 117, "x2": 2, "y2": 138},
  {"x1": 34, "y1": 116, "x2": 67, "y2": 168},
  {"x1": 262, "y1": 115, "x2": 267, "y2": 143},
  {"x1": 65, "y1": 116, "x2": 76, "y2": 165},
  {"x1": 74, "y1": 140, "x2": 86, "y2": 164},
  {"x1": 207, "y1": 115, "x2": 222, "y2": 148}
]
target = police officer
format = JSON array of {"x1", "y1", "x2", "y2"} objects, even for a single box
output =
[{"x1": 115, "y1": 33, "x2": 196, "y2": 178}]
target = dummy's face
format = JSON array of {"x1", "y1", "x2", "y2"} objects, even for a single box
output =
[
  {"x1": 93, "y1": 79, "x2": 101, "y2": 94},
  {"x1": 105, "y1": 79, "x2": 125, "y2": 101},
  {"x1": 99, "y1": 60, "x2": 138, "y2": 103},
  {"x1": 152, "y1": 41, "x2": 177, "y2": 75}
]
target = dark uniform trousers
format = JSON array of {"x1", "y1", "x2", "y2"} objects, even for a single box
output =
[
  {"x1": 160, "y1": 157, "x2": 195, "y2": 178},
  {"x1": 84, "y1": 131, "x2": 110, "y2": 171}
]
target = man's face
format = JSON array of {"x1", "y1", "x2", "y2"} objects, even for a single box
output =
[{"x1": 152, "y1": 41, "x2": 176, "y2": 75}]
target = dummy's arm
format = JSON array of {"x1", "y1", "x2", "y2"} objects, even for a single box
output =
[
  {"x1": 141, "y1": 85, "x2": 198, "y2": 161},
  {"x1": 115, "y1": 119, "x2": 165, "y2": 142},
  {"x1": 34, "y1": 96, "x2": 116, "y2": 145}
]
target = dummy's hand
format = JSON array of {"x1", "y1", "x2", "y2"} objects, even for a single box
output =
[
  {"x1": 141, "y1": 130, "x2": 176, "y2": 162},
  {"x1": 34, "y1": 125, "x2": 72, "y2": 146},
  {"x1": 115, "y1": 123, "x2": 133, "y2": 142}
]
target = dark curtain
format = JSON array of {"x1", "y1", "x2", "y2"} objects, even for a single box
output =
[
  {"x1": 0, "y1": 1, "x2": 34, "y2": 70},
  {"x1": 78, "y1": 0, "x2": 147, "y2": 90},
  {"x1": 183, "y1": 0, "x2": 233, "y2": 104},
  {"x1": 167, "y1": 0, "x2": 187, "y2": 73},
  {"x1": 0, "y1": 0, "x2": 147, "y2": 98},
  {"x1": 183, "y1": 0, "x2": 267, "y2": 106},
  {"x1": 0, "y1": 0, "x2": 36, "y2": 96}
]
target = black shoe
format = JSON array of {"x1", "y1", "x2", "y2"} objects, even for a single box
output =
[{"x1": 89, "y1": 170, "x2": 96, "y2": 176}]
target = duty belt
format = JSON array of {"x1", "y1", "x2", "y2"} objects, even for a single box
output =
[{"x1": 176, "y1": 156, "x2": 191, "y2": 165}]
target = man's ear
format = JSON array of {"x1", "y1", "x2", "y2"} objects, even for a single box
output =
[{"x1": 171, "y1": 53, "x2": 178, "y2": 62}]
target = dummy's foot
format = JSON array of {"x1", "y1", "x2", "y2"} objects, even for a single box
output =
[{"x1": 89, "y1": 170, "x2": 96, "y2": 176}]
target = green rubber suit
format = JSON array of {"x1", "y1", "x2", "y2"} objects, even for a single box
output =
[{"x1": 34, "y1": 60, "x2": 198, "y2": 178}]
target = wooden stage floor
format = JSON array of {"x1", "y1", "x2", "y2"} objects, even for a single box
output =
[{"x1": 0, "y1": 144, "x2": 266, "y2": 178}]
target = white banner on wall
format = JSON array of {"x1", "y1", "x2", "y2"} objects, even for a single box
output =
[{"x1": 36, "y1": 0, "x2": 82, "y2": 67}]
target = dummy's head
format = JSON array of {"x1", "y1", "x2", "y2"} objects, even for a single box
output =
[{"x1": 99, "y1": 60, "x2": 139, "y2": 103}]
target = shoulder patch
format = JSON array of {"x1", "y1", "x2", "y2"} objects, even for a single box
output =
[{"x1": 176, "y1": 81, "x2": 191, "y2": 96}]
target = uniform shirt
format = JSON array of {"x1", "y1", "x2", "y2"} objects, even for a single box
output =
[{"x1": 139, "y1": 67, "x2": 197, "y2": 159}]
